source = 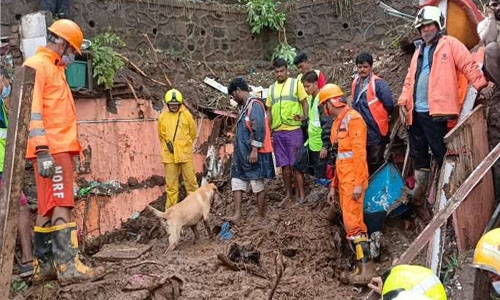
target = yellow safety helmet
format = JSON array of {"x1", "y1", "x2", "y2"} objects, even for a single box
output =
[
  {"x1": 318, "y1": 84, "x2": 345, "y2": 107},
  {"x1": 472, "y1": 228, "x2": 500, "y2": 276},
  {"x1": 414, "y1": 6, "x2": 445, "y2": 31},
  {"x1": 164, "y1": 89, "x2": 183, "y2": 104},
  {"x1": 382, "y1": 265, "x2": 447, "y2": 300}
]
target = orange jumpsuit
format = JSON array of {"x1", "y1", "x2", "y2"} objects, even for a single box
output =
[
  {"x1": 330, "y1": 107, "x2": 369, "y2": 238},
  {"x1": 23, "y1": 46, "x2": 81, "y2": 216}
]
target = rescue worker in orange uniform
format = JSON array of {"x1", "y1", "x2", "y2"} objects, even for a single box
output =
[
  {"x1": 320, "y1": 84, "x2": 377, "y2": 285},
  {"x1": 398, "y1": 6, "x2": 488, "y2": 222},
  {"x1": 23, "y1": 19, "x2": 105, "y2": 285}
]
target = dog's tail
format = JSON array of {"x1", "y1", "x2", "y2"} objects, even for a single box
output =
[{"x1": 146, "y1": 205, "x2": 165, "y2": 219}]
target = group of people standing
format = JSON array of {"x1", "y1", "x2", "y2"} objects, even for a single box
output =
[
  {"x1": 223, "y1": 4, "x2": 496, "y2": 297},
  {"x1": 3, "y1": 1, "x2": 500, "y2": 299},
  {"x1": 224, "y1": 51, "x2": 394, "y2": 284}
]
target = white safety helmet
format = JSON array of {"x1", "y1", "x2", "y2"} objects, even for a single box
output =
[{"x1": 414, "y1": 6, "x2": 445, "y2": 31}]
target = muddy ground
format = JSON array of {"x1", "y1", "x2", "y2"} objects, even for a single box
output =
[{"x1": 11, "y1": 175, "x2": 424, "y2": 300}]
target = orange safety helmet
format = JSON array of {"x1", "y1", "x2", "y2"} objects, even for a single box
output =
[
  {"x1": 48, "y1": 19, "x2": 84, "y2": 55},
  {"x1": 318, "y1": 84, "x2": 345, "y2": 107}
]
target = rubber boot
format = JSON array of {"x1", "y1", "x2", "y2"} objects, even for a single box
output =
[
  {"x1": 52, "y1": 222, "x2": 105, "y2": 286},
  {"x1": 412, "y1": 169, "x2": 432, "y2": 222},
  {"x1": 33, "y1": 226, "x2": 57, "y2": 284},
  {"x1": 349, "y1": 237, "x2": 378, "y2": 286}
]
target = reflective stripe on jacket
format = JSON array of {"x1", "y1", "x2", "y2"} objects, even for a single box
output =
[
  {"x1": 330, "y1": 108, "x2": 368, "y2": 189},
  {"x1": 157, "y1": 105, "x2": 196, "y2": 164},
  {"x1": 266, "y1": 78, "x2": 303, "y2": 130},
  {"x1": 23, "y1": 46, "x2": 81, "y2": 158},
  {"x1": 244, "y1": 98, "x2": 273, "y2": 153},
  {"x1": 398, "y1": 35, "x2": 487, "y2": 125},
  {"x1": 351, "y1": 74, "x2": 391, "y2": 137}
]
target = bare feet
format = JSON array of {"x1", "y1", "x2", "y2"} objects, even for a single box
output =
[
  {"x1": 223, "y1": 215, "x2": 242, "y2": 226},
  {"x1": 278, "y1": 195, "x2": 293, "y2": 208},
  {"x1": 257, "y1": 215, "x2": 269, "y2": 225}
]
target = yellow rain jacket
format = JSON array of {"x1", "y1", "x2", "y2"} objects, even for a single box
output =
[{"x1": 158, "y1": 105, "x2": 196, "y2": 164}]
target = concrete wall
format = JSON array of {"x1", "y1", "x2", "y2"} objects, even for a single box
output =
[
  {"x1": 1, "y1": 0, "x2": 412, "y2": 65},
  {"x1": 71, "y1": 97, "x2": 232, "y2": 237}
]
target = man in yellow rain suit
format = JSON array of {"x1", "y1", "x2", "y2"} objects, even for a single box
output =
[{"x1": 158, "y1": 89, "x2": 198, "y2": 209}]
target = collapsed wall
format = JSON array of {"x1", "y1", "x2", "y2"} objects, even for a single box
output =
[{"x1": 2, "y1": 0, "x2": 410, "y2": 66}]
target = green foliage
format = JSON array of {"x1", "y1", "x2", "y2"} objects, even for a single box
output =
[
  {"x1": 440, "y1": 254, "x2": 460, "y2": 284},
  {"x1": 11, "y1": 279, "x2": 28, "y2": 292},
  {"x1": 240, "y1": 0, "x2": 286, "y2": 34},
  {"x1": 272, "y1": 43, "x2": 297, "y2": 66},
  {"x1": 91, "y1": 33, "x2": 126, "y2": 90}
]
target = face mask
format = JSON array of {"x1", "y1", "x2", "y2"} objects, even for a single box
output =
[
  {"x1": 492, "y1": 280, "x2": 500, "y2": 295},
  {"x1": 421, "y1": 31, "x2": 438, "y2": 43},
  {"x1": 1, "y1": 84, "x2": 11, "y2": 99},
  {"x1": 61, "y1": 53, "x2": 75, "y2": 66}
]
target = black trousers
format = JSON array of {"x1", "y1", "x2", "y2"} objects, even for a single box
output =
[
  {"x1": 409, "y1": 111, "x2": 448, "y2": 170},
  {"x1": 367, "y1": 139, "x2": 387, "y2": 175},
  {"x1": 41, "y1": 0, "x2": 71, "y2": 18}
]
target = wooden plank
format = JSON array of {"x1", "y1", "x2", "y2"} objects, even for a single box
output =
[
  {"x1": 448, "y1": 106, "x2": 495, "y2": 249},
  {"x1": 426, "y1": 158, "x2": 456, "y2": 274},
  {"x1": 397, "y1": 141, "x2": 500, "y2": 264},
  {"x1": 365, "y1": 141, "x2": 500, "y2": 300},
  {"x1": 444, "y1": 105, "x2": 483, "y2": 144},
  {"x1": 0, "y1": 66, "x2": 35, "y2": 299}
]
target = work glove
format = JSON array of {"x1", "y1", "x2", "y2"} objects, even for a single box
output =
[{"x1": 37, "y1": 150, "x2": 55, "y2": 178}]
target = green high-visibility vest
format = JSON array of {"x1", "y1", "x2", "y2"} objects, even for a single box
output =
[
  {"x1": 269, "y1": 78, "x2": 302, "y2": 130},
  {"x1": 305, "y1": 94, "x2": 323, "y2": 151},
  {"x1": 0, "y1": 101, "x2": 8, "y2": 173}
]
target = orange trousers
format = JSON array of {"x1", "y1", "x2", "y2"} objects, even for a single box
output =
[{"x1": 338, "y1": 180, "x2": 367, "y2": 239}]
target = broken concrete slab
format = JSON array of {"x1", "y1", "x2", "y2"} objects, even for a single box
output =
[
  {"x1": 93, "y1": 243, "x2": 152, "y2": 261},
  {"x1": 204, "y1": 77, "x2": 228, "y2": 94}
]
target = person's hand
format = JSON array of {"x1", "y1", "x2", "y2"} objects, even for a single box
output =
[
  {"x1": 37, "y1": 150, "x2": 55, "y2": 178},
  {"x1": 320, "y1": 147, "x2": 328, "y2": 159},
  {"x1": 249, "y1": 147, "x2": 258, "y2": 164},
  {"x1": 485, "y1": 4, "x2": 496, "y2": 18},
  {"x1": 293, "y1": 114, "x2": 303, "y2": 121},
  {"x1": 399, "y1": 106, "x2": 407, "y2": 125},
  {"x1": 353, "y1": 185, "x2": 362, "y2": 200},
  {"x1": 367, "y1": 276, "x2": 383, "y2": 295},
  {"x1": 327, "y1": 188, "x2": 338, "y2": 206}
]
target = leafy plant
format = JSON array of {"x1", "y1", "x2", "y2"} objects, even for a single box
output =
[
  {"x1": 241, "y1": 0, "x2": 286, "y2": 34},
  {"x1": 272, "y1": 43, "x2": 296, "y2": 66},
  {"x1": 91, "y1": 32, "x2": 125, "y2": 90},
  {"x1": 11, "y1": 279, "x2": 28, "y2": 292},
  {"x1": 440, "y1": 254, "x2": 460, "y2": 284}
]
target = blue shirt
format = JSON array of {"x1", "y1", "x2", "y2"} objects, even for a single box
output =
[{"x1": 415, "y1": 46, "x2": 430, "y2": 112}]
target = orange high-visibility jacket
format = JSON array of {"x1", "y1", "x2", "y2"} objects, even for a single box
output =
[
  {"x1": 23, "y1": 47, "x2": 81, "y2": 159},
  {"x1": 244, "y1": 98, "x2": 273, "y2": 154},
  {"x1": 398, "y1": 35, "x2": 487, "y2": 126},
  {"x1": 330, "y1": 108, "x2": 368, "y2": 189},
  {"x1": 351, "y1": 74, "x2": 390, "y2": 136}
]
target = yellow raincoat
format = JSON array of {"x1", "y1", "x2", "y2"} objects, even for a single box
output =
[{"x1": 157, "y1": 105, "x2": 198, "y2": 208}]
